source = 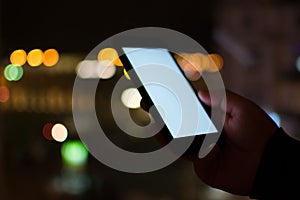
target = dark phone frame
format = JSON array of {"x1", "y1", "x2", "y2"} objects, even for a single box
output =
[{"x1": 114, "y1": 44, "x2": 215, "y2": 156}]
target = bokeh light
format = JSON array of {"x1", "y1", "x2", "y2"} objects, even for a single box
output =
[
  {"x1": 181, "y1": 62, "x2": 202, "y2": 81},
  {"x1": 97, "y1": 48, "x2": 123, "y2": 66},
  {"x1": 43, "y1": 123, "x2": 54, "y2": 140},
  {"x1": 51, "y1": 123, "x2": 68, "y2": 142},
  {"x1": 76, "y1": 60, "x2": 116, "y2": 79},
  {"x1": 175, "y1": 53, "x2": 202, "y2": 81},
  {"x1": 43, "y1": 49, "x2": 59, "y2": 67},
  {"x1": 123, "y1": 69, "x2": 131, "y2": 80},
  {"x1": 207, "y1": 53, "x2": 224, "y2": 72},
  {"x1": 0, "y1": 86, "x2": 10, "y2": 103},
  {"x1": 61, "y1": 140, "x2": 89, "y2": 167},
  {"x1": 175, "y1": 52, "x2": 224, "y2": 76},
  {"x1": 76, "y1": 60, "x2": 95, "y2": 79},
  {"x1": 10, "y1": 49, "x2": 27, "y2": 66},
  {"x1": 4, "y1": 64, "x2": 24, "y2": 81},
  {"x1": 121, "y1": 88, "x2": 142, "y2": 109},
  {"x1": 97, "y1": 61, "x2": 116, "y2": 79},
  {"x1": 176, "y1": 53, "x2": 205, "y2": 72},
  {"x1": 27, "y1": 49, "x2": 44, "y2": 67},
  {"x1": 296, "y1": 56, "x2": 300, "y2": 72}
]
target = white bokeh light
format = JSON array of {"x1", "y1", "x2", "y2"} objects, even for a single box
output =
[
  {"x1": 121, "y1": 88, "x2": 142, "y2": 109},
  {"x1": 76, "y1": 60, "x2": 116, "y2": 79},
  {"x1": 52, "y1": 123, "x2": 68, "y2": 142}
]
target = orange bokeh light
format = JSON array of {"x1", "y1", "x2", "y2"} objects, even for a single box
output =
[
  {"x1": 43, "y1": 49, "x2": 59, "y2": 67},
  {"x1": 176, "y1": 52, "x2": 224, "y2": 75},
  {"x1": 10, "y1": 49, "x2": 27, "y2": 66},
  {"x1": 207, "y1": 53, "x2": 223, "y2": 72}
]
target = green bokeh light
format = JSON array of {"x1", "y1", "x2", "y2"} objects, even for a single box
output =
[
  {"x1": 61, "y1": 140, "x2": 89, "y2": 167},
  {"x1": 4, "y1": 64, "x2": 24, "y2": 81}
]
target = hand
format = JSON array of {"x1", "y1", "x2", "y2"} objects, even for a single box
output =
[{"x1": 192, "y1": 90, "x2": 278, "y2": 195}]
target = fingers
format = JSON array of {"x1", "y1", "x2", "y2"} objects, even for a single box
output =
[
  {"x1": 198, "y1": 89, "x2": 253, "y2": 117},
  {"x1": 198, "y1": 90, "x2": 213, "y2": 106},
  {"x1": 198, "y1": 90, "x2": 227, "y2": 113},
  {"x1": 199, "y1": 89, "x2": 278, "y2": 146},
  {"x1": 224, "y1": 90, "x2": 262, "y2": 118}
]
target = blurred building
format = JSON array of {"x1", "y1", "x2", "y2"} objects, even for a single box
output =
[{"x1": 212, "y1": 0, "x2": 300, "y2": 139}]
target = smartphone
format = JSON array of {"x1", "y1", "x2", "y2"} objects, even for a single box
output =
[{"x1": 118, "y1": 47, "x2": 218, "y2": 156}]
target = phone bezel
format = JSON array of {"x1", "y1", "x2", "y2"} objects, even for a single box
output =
[{"x1": 117, "y1": 46, "x2": 219, "y2": 156}]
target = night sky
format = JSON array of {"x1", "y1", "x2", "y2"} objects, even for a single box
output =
[{"x1": 1, "y1": 0, "x2": 215, "y2": 55}]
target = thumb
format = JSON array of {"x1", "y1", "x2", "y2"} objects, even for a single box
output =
[
  {"x1": 198, "y1": 90, "x2": 227, "y2": 112},
  {"x1": 198, "y1": 90, "x2": 211, "y2": 106},
  {"x1": 200, "y1": 89, "x2": 267, "y2": 119}
]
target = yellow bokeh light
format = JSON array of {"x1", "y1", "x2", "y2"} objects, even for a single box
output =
[
  {"x1": 27, "y1": 49, "x2": 44, "y2": 67},
  {"x1": 97, "y1": 48, "x2": 123, "y2": 66},
  {"x1": 43, "y1": 49, "x2": 59, "y2": 67},
  {"x1": 10, "y1": 49, "x2": 27, "y2": 66},
  {"x1": 123, "y1": 69, "x2": 131, "y2": 80}
]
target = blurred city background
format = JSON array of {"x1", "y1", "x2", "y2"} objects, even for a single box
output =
[{"x1": 0, "y1": 0, "x2": 300, "y2": 199}]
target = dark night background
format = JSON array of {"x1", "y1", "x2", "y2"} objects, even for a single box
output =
[
  {"x1": 1, "y1": 0, "x2": 215, "y2": 54},
  {"x1": 0, "y1": 0, "x2": 300, "y2": 199}
]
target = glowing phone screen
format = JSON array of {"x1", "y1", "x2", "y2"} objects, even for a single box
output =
[{"x1": 122, "y1": 47, "x2": 217, "y2": 138}]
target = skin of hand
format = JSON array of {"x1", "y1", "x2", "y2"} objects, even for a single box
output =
[
  {"x1": 192, "y1": 90, "x2": 278, "y2": 195},
  {"x1": 141, "y1": 53, "x2": 278, "y2": 196}
]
